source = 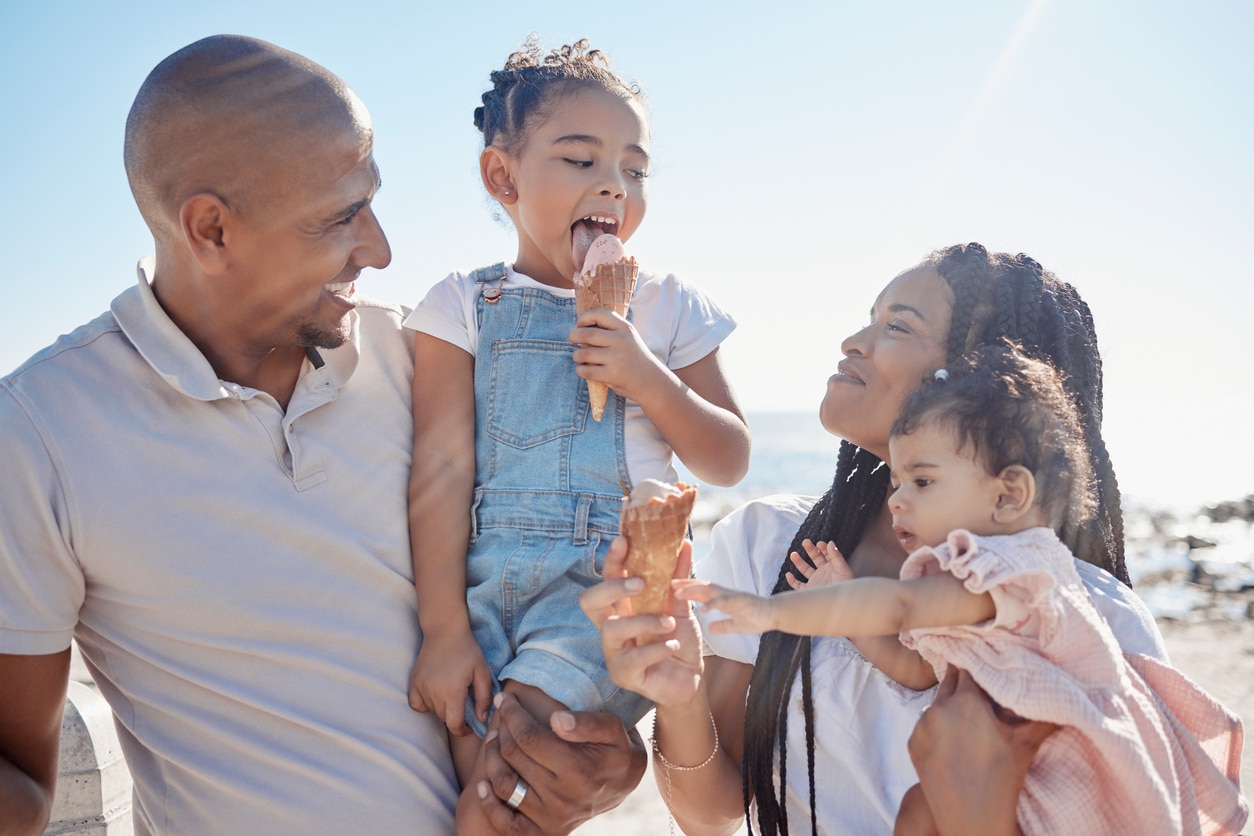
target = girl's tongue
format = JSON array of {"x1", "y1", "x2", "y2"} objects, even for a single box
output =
[{"x1": 571, "y1": 222, "x2": 624, "y2": 277}]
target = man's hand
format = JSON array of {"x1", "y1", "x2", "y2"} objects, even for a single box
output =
[{"x1": 476, "y1": 692, "x2": 646, "y2": 834}]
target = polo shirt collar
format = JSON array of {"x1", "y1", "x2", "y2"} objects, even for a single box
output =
[{"x1": 113, "y1": 256, "x2": 360, "y2": 402}]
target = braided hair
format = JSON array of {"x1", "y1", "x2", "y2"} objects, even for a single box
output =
[
  {"x1": 473, "y1": 36, "x2": 643, "y2": 153},
  {"x1": 741, "y1": 243, "x2": 1128, "y2": 835}
]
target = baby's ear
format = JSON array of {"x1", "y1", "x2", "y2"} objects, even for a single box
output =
[{"x1": 993, "y1": 465, "x2": 1037, "y2": 524}]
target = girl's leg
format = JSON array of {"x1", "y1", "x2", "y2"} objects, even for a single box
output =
[{"x1": 454, "y1": 679, "x2": 570, "y2": 834}]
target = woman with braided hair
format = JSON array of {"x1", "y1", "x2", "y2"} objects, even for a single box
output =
[{"x1": 583, "y1": 244, "x2": 1174, "y2": 835}]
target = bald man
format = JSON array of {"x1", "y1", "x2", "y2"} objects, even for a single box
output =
[{"x1": 0, "y1": 35, "x2": 643, "y2": 835}]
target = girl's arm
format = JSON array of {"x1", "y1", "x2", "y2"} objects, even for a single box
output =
[
  {"x1": 407, "y1": 333, "x2": 491, "y2": 733},
  {"x1": 570, "y1": 313, "x2": 750, "y2": 486},
  {"x1": 680, "y1": 571, "x2": 995, "y2": 638}
]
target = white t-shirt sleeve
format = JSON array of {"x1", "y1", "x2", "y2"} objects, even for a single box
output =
[
  {"x1": 402, "y1": 271, "x2": 478, "y2": 356},
  {"x1": 0, "y1": 386, "x2": 84, "y2": 654},
  {"x1": 633, "y1": 271, "x2": 736, "y2": 370}
]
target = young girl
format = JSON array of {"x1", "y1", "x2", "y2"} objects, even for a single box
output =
[
  {"x1": 680, "y1": 343, "x2": 1247, "y2": 835},
  {"x1": 403, "y1": 38, "x2": 751, "y2": 830}
]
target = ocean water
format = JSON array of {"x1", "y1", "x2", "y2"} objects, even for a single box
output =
[{"x1": 676, "y1": 412, "x2": 1254, "y2": 621}]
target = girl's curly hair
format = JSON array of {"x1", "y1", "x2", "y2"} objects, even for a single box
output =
[{"x1": 474, "y1": 36, "x2": 643, "y2": 152}]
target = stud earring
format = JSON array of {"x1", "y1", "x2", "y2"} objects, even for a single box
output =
[{"x1": 502, "y1": 189, "x2": 511, "y2": 196}]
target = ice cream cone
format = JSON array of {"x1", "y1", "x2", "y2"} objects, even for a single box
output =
[
  {"x1": 575, "y1": 258, "x2": 638, "y2": 421},
  {"x1": 620, "y1": 480, "x2": 696, "y2": 643}
]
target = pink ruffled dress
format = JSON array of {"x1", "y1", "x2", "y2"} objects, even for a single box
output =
[{"x1": 900, "y1": 527, "x2": 1248, "y2": 836}]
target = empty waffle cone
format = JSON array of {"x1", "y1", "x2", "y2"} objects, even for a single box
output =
[
  {"x1": 620, "y1": 481, "x2": 697, "y2": 643},
  {"x1": 575, "y1": 258, "x2": 638, "y2": 421}
]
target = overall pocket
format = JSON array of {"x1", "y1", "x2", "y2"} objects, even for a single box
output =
[{"x1": 485, "y1": 338, "x2": 584, "y2": 448}]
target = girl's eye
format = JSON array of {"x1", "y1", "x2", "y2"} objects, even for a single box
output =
[
  {"x1": 563, "y1": 158, "x2": 593, "y2": 168},
  {"x1": 625, "y1": 168, "x2": 648, "y2": 181}
]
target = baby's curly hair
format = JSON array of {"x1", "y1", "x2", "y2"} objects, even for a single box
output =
[
  {"x1": 892, "y1": 341, "x2": 1098, "y2": 531},
  {"x1": 474, "y1": 36, "x2": 643, "y2": 152}
]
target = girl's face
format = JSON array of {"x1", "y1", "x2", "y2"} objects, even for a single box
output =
[
  {"x1": 496, "y1": 86, "x2": 649, "y2": 287},
  {"x1": 820, "y1": 265, "x2": 953, "y2": 460},
  {"x1": 886, "y1": 421, "x2": 1003, "y2": 553}
]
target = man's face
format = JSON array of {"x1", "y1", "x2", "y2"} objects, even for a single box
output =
[{"x1": 225, "y1": 123, "x2": 391, "y2": 353}]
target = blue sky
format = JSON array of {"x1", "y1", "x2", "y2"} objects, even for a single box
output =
[{"x1": 2, "y1": 1, "x2": 1251, "y2": 507}]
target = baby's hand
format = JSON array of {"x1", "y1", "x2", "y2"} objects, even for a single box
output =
[
  {"x1": 408, "y1": 627, "x2": 492, "y2": 736},
  {"x1": 673, "y1": 579, "x2": 778, "y2": 635},
  {"x1": 786, "y1": 539, "x2": 853, "y2": 590}
]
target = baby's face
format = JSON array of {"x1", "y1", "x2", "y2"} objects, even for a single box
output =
[{"x1": 887, "y1": 422, "x2": 1003, "y2": 554}]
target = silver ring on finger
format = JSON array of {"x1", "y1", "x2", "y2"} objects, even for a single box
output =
[{"x1": 505, "y1": 779, "x2": 528, "y2": 811}]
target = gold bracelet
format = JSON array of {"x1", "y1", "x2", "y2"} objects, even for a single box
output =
[
  {"x1": 651, "y1": 708, "x2": 720, "y2": 770},
  {"x1": 651, "y1": 709, "x2": 719, "y2": 836}
]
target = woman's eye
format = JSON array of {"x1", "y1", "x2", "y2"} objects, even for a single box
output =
[
  {"x1": 887, "y1": 320, "x2": 909, "y2": 333},
  {"x1": 563, "y1": 158, "x2": 593, "y2": 168},
  {"x1": 625, "y1": 168, "x2": 648, "y2": 181}
]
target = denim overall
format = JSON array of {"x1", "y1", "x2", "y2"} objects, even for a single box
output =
[{"x1": 463, "y1": 263, "x2": 650, "y2": 735}]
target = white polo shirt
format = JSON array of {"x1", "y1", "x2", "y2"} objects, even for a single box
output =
[{"x1": 0, "y1": 258, "x2": 457, "y2": 834}]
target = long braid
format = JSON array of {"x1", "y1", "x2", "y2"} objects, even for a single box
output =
[{"x1": 744, "y1": 444, "x2": 889, "y2": 835}]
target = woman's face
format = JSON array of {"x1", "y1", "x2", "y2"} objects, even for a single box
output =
[{"x1": 820, "y1": 264, "x2": 953, "y2": 461}]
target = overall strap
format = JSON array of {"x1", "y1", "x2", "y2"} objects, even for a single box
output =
[{"x1": 472, "y1": 262, "x2": 508, "y2": 303}]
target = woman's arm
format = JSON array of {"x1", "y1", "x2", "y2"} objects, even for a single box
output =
[
  {"x1": 652, "y1": 656, "x2": 754, "y2": 836},
  {"x1": 407, "y1": 333, "x2": 491, "y2": 733},
  {"x1": 580, "y1": 537, "x2": 749, "y2": 836}
]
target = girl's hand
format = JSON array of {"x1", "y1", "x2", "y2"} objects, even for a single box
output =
[
  {"x1": 569, "y1": 309, "x2": 665, "y2": 406},
  {"x1": 579, "y1": 535, "x2": 704, "y2": 710},
  {"x1": 408, "y1": 628, "x2": 493, "y2": 736},
  {"x1": 673, "y1": 579, "x2": 778, "y2": 635},
  {"x1": 786, "y1": 539, "x2": 854, "y2": 590}
]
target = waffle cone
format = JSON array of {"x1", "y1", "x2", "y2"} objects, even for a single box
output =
[
  {"x1": 620, "y1": 482, "x2": 697, "y2": 643},
  {"x1": 575, "y1": 259, "x2": 638, "y2": 421}
]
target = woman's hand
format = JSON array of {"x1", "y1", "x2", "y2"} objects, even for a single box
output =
[
  {"x1": 579, "y1": 535, "x2": 704, "y2": 710},
  {"x1": 907, "y1": 668, "x2": 1058, "y2": 836},
  {"x1": 786, "y1": 539, "x2": 853, "y2": 589}
]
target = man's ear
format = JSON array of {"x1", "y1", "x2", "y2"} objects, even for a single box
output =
[
  {"x1": 993, "y1": 465, "x2": 1037, "y2": 524},
  {"x1": 178, "y1": 193, "x2": 231, "y2": 275},
  {"x1": 480, "y1": 146, "x2": 516, "y2": 205}
]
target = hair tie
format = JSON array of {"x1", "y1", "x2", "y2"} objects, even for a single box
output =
[{"x1": 933, "y1": 369, "x2": 950, "y2": 382}]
